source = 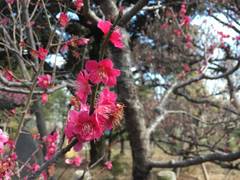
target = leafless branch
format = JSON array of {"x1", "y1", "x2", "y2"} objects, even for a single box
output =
[
  {"x1": 83, "y1": 0, "x2": 100, "y2": 24},
  {"x1": 28, "y1": 138, "x2": 78, "y2": 179},
  {"x1": 149, "y1": 151, "x2": 240, "y2": 169},
  {"x1": 120, "y1": 0, "x2": 148, "y2": 26}
]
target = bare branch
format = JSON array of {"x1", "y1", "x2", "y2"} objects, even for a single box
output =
[
  {"x1": 0, "y1": 82, "x2": 69, "y2": 95},
  {"x1": 120, "y1": 0, "x2": 148, "y2": 26},
  {"x1": 83, "y1": 0, "x2": 100, "y2": 24},
  {"x1": 149, "y1": 151, "x2": 240, "y2": 169},
  {"x1": 210, "y1": 14, "x2": 240, "y2": 34},
  {"x1": 99, "y1": 0, "x2": 119, "y2": 19},
  {"x1": 28, "y1": 138, "x2": 78, "y2": 179}
]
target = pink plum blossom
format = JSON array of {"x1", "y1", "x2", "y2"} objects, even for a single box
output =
[
  {"x1": 37, "y1": 74, "x2": 52, "y2": 89},
  {"x1": 41, "y1": 93, "x2": 48, "y2": 104},
  {"x1": 75, "y1": 71, "x2": 91, "y2": 103},
  {"x1": 97, "y1": 20, "x2": 124, "y2": 48},
  {"x1": 74, "y1": 0, "x2": 84, "y2": 11},
  {"x1": 0, "y1": 129, "x2": 8, "y2": 152},
  {"x1": 65, "y1": 109, "x2": 103, "y2": 151},
  {"x1": 104, "y1": 161, "x2": 112, "y2": 170},
  {"x1": 59, "y1": 12, "x2": 69, "y2": 27},
  {"x1": 38, "y1": 48, "x2": 48, "y2": 61},
  {"x1": 85, "y1": 59, "x2": 120, "y2": 86},
  {"x1": 95, "y1": 88, "x2": 118, "y2": 130},
  {"x1": 65, "y1": 156, "x2": 82, "y2": 167}
]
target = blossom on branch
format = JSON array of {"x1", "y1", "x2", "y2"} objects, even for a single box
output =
[
  {"x1": 0, "y1": 129, "x2": 8, "y2": 153},
  {"x1": 75, "y1": 71, "x2": 92, "y2": 104},
  {"x1": 38, "y1": 48, "x2": 48, "y2": 61},
  {"x1": 59, "y1": 12, "x2": 69, "y2": 27},
  {"x1": 95, "y1": 88, "x2": 124, "y2": 130},
  {"x1": 97, "y1": 20, "x2": 124, "y2": 48},
  {"x1": 37, "y1": 74, "x2": 52, "y2": 89},
  {"x1": 85, "y1": 59, "x2": 120, "y2": 86},
  {"x1": 43, "y1": 132, "x2": 59, "y2": 160},
  {"x1": 74, "y1": 0, "x2": 84, "y2": 11},
  {"x1": 65, "y1": 156, "x2": 82, "y2": 167},
  {"x1": 104, "y1": 161, "x2": 112, "y2": 170},
  {"x1": 41, "y1": 93, "x2": 48, "y2": 104}
]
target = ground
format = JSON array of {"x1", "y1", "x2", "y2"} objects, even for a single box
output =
[{"x1": 54, "y1": 142, "x2": 240, "y2": 180}]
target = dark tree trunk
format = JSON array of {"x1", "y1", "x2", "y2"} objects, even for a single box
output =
[
  {"x1": 120, "y1": 135, "x2": 125, "y2": 154},
  {"x1": 31, "y1": 100, "x2": 47, "y2": 159},
  {"x1": 111, "y1": 29, "x2": 151, "y2": 180},
  {"x1": 90, "y1": 139, "x2": 107, "y2": 165},
  {"x1": 32, "y1": 100, "x2": 47, "y2": 138},
  {"x1": 108, "y1": 131, "x2": 112, "y2": 160}
]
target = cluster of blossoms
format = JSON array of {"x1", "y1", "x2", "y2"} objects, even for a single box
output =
[
  {"x1": 32, "y1": 47, "x2": 52, "y2": 105},
  {"x1": 97, "y1": 20, "x2": 124, "y2": 48},
  {"x1": 37, "y1": 73, "x2": 52, "y2": 105},
  {"x1": 31, "y1": 47, "x2": 49, "y2": 61},
  {"x1": 60, "y1": 36, "x2": 90, "y2": 54},
  {"x1": 0, "y1": 129, "x2": 18, "y2": 179},
  {"x1": 64, "y1": 20, "x2": 124, "y2": 151},
  {"x1": 43, "y1": 131, "x2": 59, "y2": 160},
  {"x1": 65, "y1": 61, "x2": 123, "y2": 151},
  {"x1": 160, "y1": 1, "x2": 192, "y2": 48},
  {"x1": 65, "y1": 156, "x2": 82, "y2": 167}
]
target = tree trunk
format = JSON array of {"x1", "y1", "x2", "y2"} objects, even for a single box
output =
[
  {"x1": 111, "y1": 29, "x2": 151, "y2": 180},
  {"x1": 90, "y1": 139, "x2": 107, "y2": 165},
  {"x1": 32, "y1": 100, "x2": 47, "y2": 138},
  {"x1": 120, "y1": 135, "x2": 125, "y2": 154},
  {"x1": 31, "y1": 100, "x2": 47, "y2": 160}
]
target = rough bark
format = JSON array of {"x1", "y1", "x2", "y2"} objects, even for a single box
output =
[{"x1": 111, "y1": 29, "x2": 151, "y2": 180}]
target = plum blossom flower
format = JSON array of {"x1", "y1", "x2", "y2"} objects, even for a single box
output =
[
  {"x1": 31, "y1": 163, "x2": 40, "y2": 172},
  {"x1": 65, "y1": 109, "x2": 103, "y2": 151},
  {"x1": 43, "y1": 132, "x2": 58, "y2": 160},
  {"x1": 104, "y1": 161, "x2": 112, "y2": 170},
  {"x1": 77, "y1": 37, "x2": 90, "y2": 46},
  {"x1": 59, "y1": 12, "x2": 69, "y2": 27},
  {"x1": 73, "y1": 110, "x2": 102, "y2": 141},
  {"x1": 0, "y1": 153, "x2": 17, "y2": 179},
  {"x1": 85, "y1": 59, "x2": 120, "y2": 86},
  {"x1": 95, "y1": 88, "x2": 123, "y2": 130},
  {"x1": 38, "y1": 48, "x2": 48, "y2": 61},
  {"x1": 61, "y1": 37, "x2": 89, "y2": 53},
  {"x1": 3, "y1": 69, "x2": 14, "y2": 81},
  {"x1": 74, "y1": 0, "x2": 84, "y2": 11},
  {"x1": 0, "y1": 129, "x2": 8, "y2": 152},
  {"x1": 41, "y1": 93, "x2": 48, "y2": 104},
  {"x1": 65, "y1": 156, "x2": 82, "y2": 167},
  {"x1": 37, "y1": 74, "x2": 52, "y2": 89},
  {"x1": 97, "y1": 20, "x2": 124, "y2": 48},
  {"x1": 75, "y1": 71, "x2": 91, "y2": 103}
]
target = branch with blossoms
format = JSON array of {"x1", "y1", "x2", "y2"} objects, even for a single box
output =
[
  {"x1": 5, "y1": 10, "x2": 125, "y2": 179},
  {"x1": 27, "y1": 25, "x2": 124, "y2": 180}
]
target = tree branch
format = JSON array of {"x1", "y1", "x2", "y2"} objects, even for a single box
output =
[
  {"x1": 28, "y1": 138, "x2": 78, "y2": 179},
  {"x1": 119, "y1": 0, "x2": 148, "y2": 26},
  {"x1": 83, "y1": 0, "x2": 100, "y2": 25},
  {"x1": 99, "y1": 0, "x2": 119, "y2": 19},
  {"x1": 0, "y1": 82, "x2": 68, "y2": 95},
  {"x1": 149, "y1": 151, "x2": 240, "y2": 169}
]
